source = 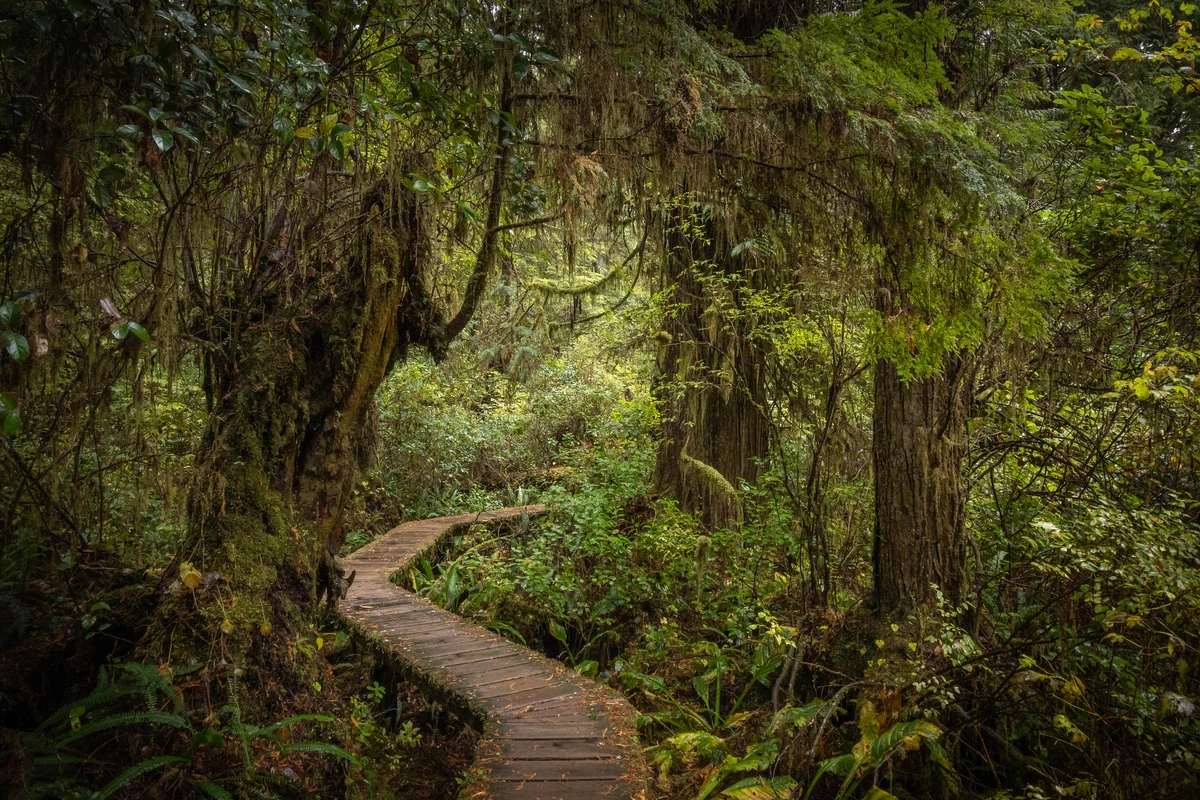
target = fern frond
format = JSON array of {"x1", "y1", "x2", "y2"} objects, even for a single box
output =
[
  {"x1": 56, "y1": 711, "x2": 188, "y2": 748},
  {"x1": 91, "y1": 754, "x2": 186, "y2": 799},
  {"x1": 189, "y1": 779, "x2": 234, "y2": 800},
  {"x1": 278, "y1": 741, "x2": 359, "y2": 765},
  {"x1": 258, "y1": 714, "x2": 334, "y2": 736},
  {"x1": 119, "y1": 663, "x2": 181, "y2": 712},
  {"x1": 37, "y1": 668, "x2": 123, "y2": 732}
]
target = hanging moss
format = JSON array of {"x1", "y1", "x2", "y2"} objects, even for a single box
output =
[
  {"x1": 531, "y1": 260, "x2": 626, "y2": 296},
  {"x1": 680, "y1": 447, "x2": 742, "y2": 527}
]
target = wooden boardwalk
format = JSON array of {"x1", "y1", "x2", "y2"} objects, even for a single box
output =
[{"x1": 339, "y1": 506, "x2": 646, "y2": 799}]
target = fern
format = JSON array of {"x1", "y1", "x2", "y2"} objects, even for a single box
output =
[
  {"x1": 90, "y1": 754, "x2": 186, "y2": 799},
  {"x1": 190, "y1": 779, "x2": 234, "y2": 800},
  {"x1": 259, "y1": 713, "x2": 334, "y2": 736},
  {"x1": 36, "y1": 667, "x2": 120, "y2": 732},
  {"x1": 119, "y1": 662, "x2": 183, "y2": 712},
  {"x1": 278, "y1": 741, "x2": 359, "y2": 765},
  {"x1": 56, "y1": 711, "x2": 188, "y2": 748}
]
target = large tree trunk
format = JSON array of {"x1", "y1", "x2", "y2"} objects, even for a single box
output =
[
  {"x1": 180, "y1": 181, "x2": 437, "y2": 645},
  {"x1": 172, "y1": 105, "x2": 513, "y2": 661},
  {"x1": 871, "y1": 355, "x2": 969, "y2": 614},
  {"x1": 171, "y1": 63, "x2": 518, "y2": 648},
  {"x1": 653, "y1": 212, "x2": 769, "y2": 529}
]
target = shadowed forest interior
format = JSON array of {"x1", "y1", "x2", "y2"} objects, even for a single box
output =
[{"x1": 0, "y1": 0, "x2": 1198, "y2": 798}]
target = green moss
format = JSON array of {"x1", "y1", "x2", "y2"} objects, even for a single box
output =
[{"x1": 680, "y1": 449, "x2": 742, "y2": 525}]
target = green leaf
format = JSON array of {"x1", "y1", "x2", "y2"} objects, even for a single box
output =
[
  {"x1": 3, "y1": 405, "x2": 21, "y2": 436},
  {"x1": 863, "y1": 788, "x2": 900, "y2": 800},
  {"x1": 548, "y1": 618, "x2": 568, "y2": 646},
  {"x1": 867, "y1": 720, "x2": 941, "y2": 762},
  {"x1": 125, "y1": 321, "x2": 151, "y2": 342},
  {"x1": 278, "y1": 741, "x2": 359, "y2": 765},
  {"x1": 818, "y1": 752, "x2": 858, "y2": 777},
  {"x1": 227, "y1": 74, "x2": 252, "y2": 95},
  {"x1": 151, "y1": 128, "x2": 174, "y2": 153},
  {"x1": 512, "y1": 56, "x2": 531, "y2": 80},
  {"x1": 645, "y1": 731, "x2": 725, "y2": 759},
  {"x1": 171, "y1": 126, "x2": 200, "y2": 145},
  {"x1": 57, "y1": 711, "x2": 188, "y2": 747},
  {"x1": 190, "y1": 781, "x2": 233, "y2": 800},
  {"x1": 4, "y1": 404, "x2": 23, "y2": 435},
  {"x1": 2, "y1": 331, "x2": 29, "y2": 362},
  {"x1": 721, "y1": 776, "x2": 797, "y2": 799},
  {"x1": 693, "y1": 675, "x2": 710, "y2": 706},
  {"x1": 92, "y1": 755, "x2": 186, "y2": 799},
  {"x1": 621, "y1": 670, "x2": 669, "y2": 695},
  {"x1": 0, "y1": 392, "x2": 16, "y2": 411},
  {"x1": 272, "y1": 117, "x2": 295, "y2": 144},
  {"x1": 119, "y1": 104, "x2": 150, "y2": 120},
  {"x1": 97, "y1": 164, "x2": 127, "y2": 183},
  {"x1": 696, "y1": 742, "x2": 780, "y2": 800},
  {"x1": 111, "y1": 323, "x2": 129, "y2": 341},
  {"x1": 768, "y1": 699, "x2": 829, "y2": 735},
  {"x1": 0, "y1": 301, "x2": 20, "y2": 327}
]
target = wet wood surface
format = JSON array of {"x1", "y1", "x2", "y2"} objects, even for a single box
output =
[{"x1": 340, "y1": 506, "x2": 646, "y2": 799}]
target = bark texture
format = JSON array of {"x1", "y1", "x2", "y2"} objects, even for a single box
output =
[
  {"x1": 871, "y1": 355, "x2": 969, "y2": 614},
  {"x1": 653, "y1": 214, "x2": 769, "y2": 529},
  {"x1": 179, "y1": 73, "x2": 514, "y2": 632},
  {"x1": 183, "y1": 181, "x2": 440, "y2": 633}
]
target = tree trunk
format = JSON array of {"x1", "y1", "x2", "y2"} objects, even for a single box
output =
[
  {"x1": 180, "y1": 181, "x2": 437, "y2": 648},
  {"x1": 171, "y1": 102, "x2": 514, "y2": 660},
  {"x1": 653, "y1": 212, "x2": 769, "y2": 529},
  {"x1": 871, "y1": 355, "x2": 969, "y2": 614}
]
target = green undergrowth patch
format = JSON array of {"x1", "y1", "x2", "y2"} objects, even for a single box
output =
[
  {"x1": 411, "y1": 394, "x2": 921, "y2": 798},
  {"x1": 2, "y1": 617, "x2": 473, "y2": 800}
]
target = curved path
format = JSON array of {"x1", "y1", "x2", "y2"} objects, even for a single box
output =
[{"x1": 339, "y1": 506, "x2": 646, "y2": 799}]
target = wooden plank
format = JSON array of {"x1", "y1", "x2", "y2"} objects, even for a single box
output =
[
  {"x1": 432, "y1": 647, "x2": 531, "y2": 669},
  {"x1": 473, "y1": 681, "x2": 578, "y2": 704},
  {"x1": 485, "y1": 758, "x2": 629, "y2": 781},
  {"x1": 491, "y1": 781, "x2": 632, "y2": 800},
  {"x1": 408, "y1": 640, "x2": 516, "y2": 663},
  {"x1": 498, "y1": 739, "x2": 620, "y2": 760},
  {"x1": 378, "y1": 624, "x2": 476, "y2": 643},
  {"x1": 449, "y1": 659, "x2": 545, "y2": 682},
  {"x1": 493, "y1": 722, "x2": 610, "y2": 740},
  {"x1": 338, "y1": 505, "x2": 642, "y2": 799}
]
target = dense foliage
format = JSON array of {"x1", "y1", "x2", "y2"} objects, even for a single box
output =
[{"x1": 1, "y1": 1, "x2": 1197, "y2": 799}]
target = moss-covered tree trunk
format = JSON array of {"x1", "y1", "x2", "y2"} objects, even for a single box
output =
[
  {"x1": 178, "y1": 183, "x2": 439, "y2": 653},
  {"x1": 653, "y1": 212, "x2": 769, "y2": 529},
  {"x1": 871, "y1": 354, "x2": 969, "y2": 614},
  {"x1": 168, "y1": 104, "x2": 512, "y2": 664}
]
